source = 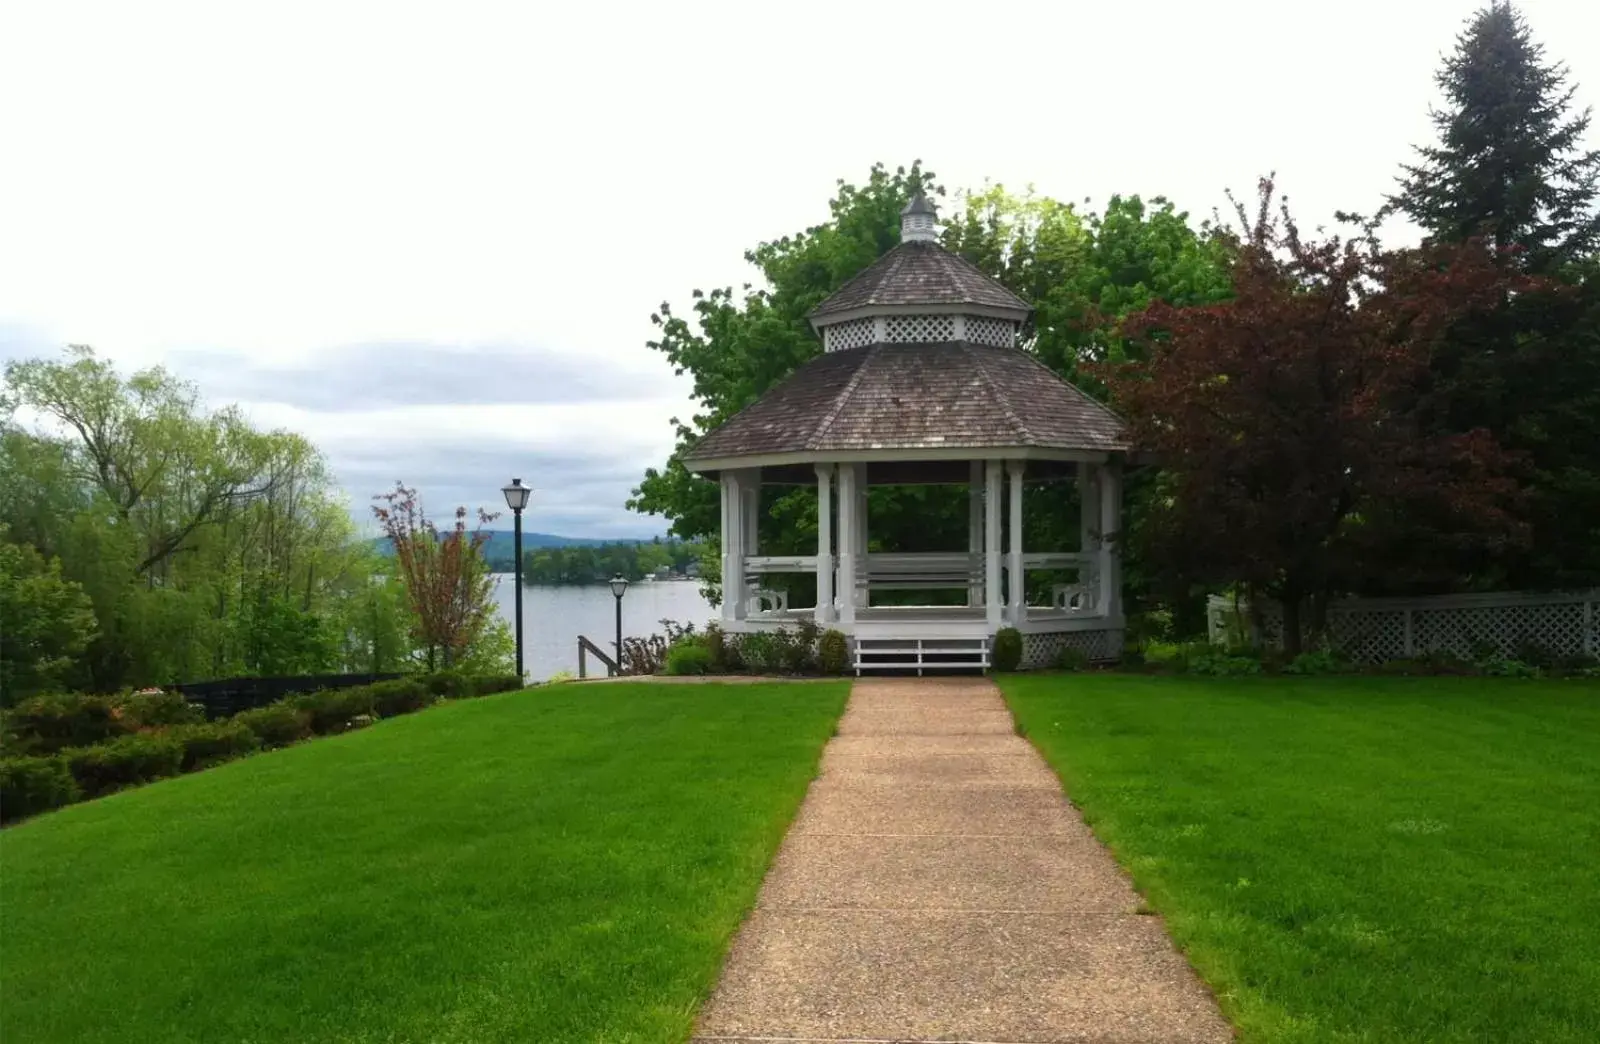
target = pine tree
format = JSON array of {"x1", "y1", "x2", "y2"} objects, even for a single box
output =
[{"x1": 1392, "y1": 2, "x2": 1599, "y2": 272}]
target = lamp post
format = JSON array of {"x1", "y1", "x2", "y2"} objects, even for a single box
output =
[
  {"x1": 609, "y1": 574, "x2": 630, "y2": 674},
  {"x1": 501, "y1": 478, "x2": 532, "y2": 680}
]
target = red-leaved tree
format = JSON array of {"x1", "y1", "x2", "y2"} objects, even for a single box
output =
[
  {"x1": 372, "y1": 483, "x2": 499, "y2": 670},
  {"x1": 1100, "y1": 179, "x2": 1531, "y2": 652}
]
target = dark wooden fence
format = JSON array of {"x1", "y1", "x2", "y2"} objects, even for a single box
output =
[{"x1": 176, "y1": 673, "x2": 403, "y2": 719}]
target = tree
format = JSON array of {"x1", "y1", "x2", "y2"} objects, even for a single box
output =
[
  {"x1": 0, "y1": 529, "x2": 98, "y2": 703},
  {"x1": 1391, "y1": 1, "x2": 1599, "y2": 272},
  {"x1": 1102, "y1": 180, "x2": 1529, "y2": 652},
  {"x1": 372, "y1": 483, "x2": 499, "y2": 670}
]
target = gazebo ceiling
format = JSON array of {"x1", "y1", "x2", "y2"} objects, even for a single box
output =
[{"x1": 684, "y1": 341, "x2": 1130, "y2": 473}]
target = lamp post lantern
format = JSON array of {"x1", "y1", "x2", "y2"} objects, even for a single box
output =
[
  {"x1": 609, "y1": 575, "x2": 630, "y2": 674},
  {"x1": 501, "y1": 478, "x2": 532, "y2": 680}
]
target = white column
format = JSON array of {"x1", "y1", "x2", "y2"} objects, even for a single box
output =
[
  {"x1": 984, "y1": 460, "x2": 1003, "y2": 629},
  {"x1": 968, "y1": 460, "x2": 984, "y2": 608},
  {"x1": 1007, "y1": 461, "x2": 1026, "y2": 625},
  {"x1": 837, "y1": 463, "x2": 858, "y2": 627},
  {"x1": 1098, "y1": 460, "x2": 1123, "y2": 621},
  {"x1": 721, "y1": 472, "x2": 746, "y2": 621},
  {"x1": 815, "y1": 464, "x2": 834, "y2": 623}
]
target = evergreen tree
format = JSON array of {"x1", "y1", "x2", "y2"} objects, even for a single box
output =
[{"x1": 1391, "y1": 2, "x2": 1599, "y2": 272}]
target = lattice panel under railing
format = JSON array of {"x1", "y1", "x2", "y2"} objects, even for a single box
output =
[
  {"x1": 823, "y1": 318, "x2": 876, "y2": 352},
  {"x1": 1021, "y1": 628, "x2": 1122, "y2": 669},
  {"x1": 884, "y1": 314, "x2": 956, "y2": 343},
  {"x1": 965, "y1": 316, "x2": 1016, "y2": 347}
]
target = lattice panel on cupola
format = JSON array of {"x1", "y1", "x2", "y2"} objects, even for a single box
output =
[
  {"x1": 884, "y1": 314, "x2": 956, "y2": 343},
  {"x1": 1021, "y1": 628, "x2": 1123, "y2": 669},
  {"x1": 966, "y1": 316, "x2": 1016, "y2": 347},
  {"x1": 823, "y1": 318, "x2": 876, "y2": 353}
]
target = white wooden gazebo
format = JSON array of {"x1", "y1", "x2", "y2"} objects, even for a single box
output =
[{"x1": 685, "y1": 195, "x2": 1130, "y2": 671}]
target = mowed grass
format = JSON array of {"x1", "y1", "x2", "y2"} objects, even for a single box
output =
[
  {"x1": 1001, "y1": 674, "x2": 1600, "y2": 1044},
  {"x1": 0, "y1": 681, "x2": 848, "y2": 1044}
]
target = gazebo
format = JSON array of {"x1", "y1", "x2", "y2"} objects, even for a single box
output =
[{"x1": 684, "y1": 195, "x2": 1130, "y2": 672}]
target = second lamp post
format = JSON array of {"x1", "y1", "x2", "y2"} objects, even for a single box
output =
[
  {"x1": 501, "y1": 478, "x2": 532, "y2": 680},
  {"x1": 609, "y1": 574, "x2": 629, "y2": 673}
]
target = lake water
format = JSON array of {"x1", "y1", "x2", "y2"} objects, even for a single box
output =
[{"x1": 489, "y1": 575, "x2": 716, "y2": 681}]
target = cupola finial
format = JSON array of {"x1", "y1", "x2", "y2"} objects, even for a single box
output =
[{"x1": 900, "y1": 192, "x2": 938, "y2": 244}]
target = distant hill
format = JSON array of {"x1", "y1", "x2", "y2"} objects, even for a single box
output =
[{"x1": 371, "y1": 530, "x2": 660, "y2": 563}]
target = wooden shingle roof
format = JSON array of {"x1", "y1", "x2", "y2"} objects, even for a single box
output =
[
  {"x1": 808, "y1": 242, "x2": 1031, "y2": 320},
  {"x1": 684, "y1": 342, "x2": 1128, "y2": 468}
]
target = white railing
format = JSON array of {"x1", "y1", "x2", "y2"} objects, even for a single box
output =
[
  {"x1": 1208, "y1": 590, "x2": 1600, "y2": 663},
  {"x1": 744, "y1": 555, "x2": 819, "y2": 574}
]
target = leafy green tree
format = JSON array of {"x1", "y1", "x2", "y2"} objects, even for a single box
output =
[
  {"x1": 0, "y1": 530, "x2": 98, "y2": 703},
  {"x1": 1390, "y1": 1, "x2": 1598, "y2": 272}
]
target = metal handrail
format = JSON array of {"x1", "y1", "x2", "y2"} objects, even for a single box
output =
[{"x1": 577, "y1": 635, "x2": 619, "y2": 679}]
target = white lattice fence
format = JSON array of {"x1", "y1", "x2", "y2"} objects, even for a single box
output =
[
  {"x1": 1208, "y1": 590, "x2": 1600, "y2": 663},
  {"x1": 1022, "y1": 629, "x2": 1122, "y2": 669}
]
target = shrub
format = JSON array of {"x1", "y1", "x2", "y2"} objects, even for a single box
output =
[
  {"x1": 664, "y1": 640, "x2": 713, "y2": 676},
  {"x1": 65, "y1": 733, "x2": 184, "y2": 798},
  {"x1": 368, "y1": 679, "x2": 433, "y2": 717},
  {"x1": 992, "y1": 628, "x2": 1023, "y2": 672},
  {"x1": 1282, "y1": 648, "x2": 1352, "y2": 675},
  {"x1": 1187, "y1": 652, "x2": 1263, "y2": 676},
  {"x1": 5, "y1": 693, "x2": 129, "y2": 754},
  {"x1": 116, "y1": 689, "x2": 204, "y2": 729},
  {"x1": 467, "y1": 673, "x2": 524, "y2": 695},
  {"x1": 703, "y1": 622, "x2": 731, "y2": 673},
  {"x1": 232, "y1": 701, "x2": 311, "y2": 747},
  {"x1": 291, "y1": 687, "x2": 377, "y2": 735},
  {"x1": 424, "y1": 670, "x2": 474, "y2": 699},
  {"x1": 817, "y1": 630, "x2": 850, "y2": 675},
  {"x1": 167, "y1": 721, "x2": 260, "y2": 771},
  {"x1": 1514, "y1": 639, "x2": 1559, "y2": 670},
  {"x1": 740, "y1": 632, "x2": 780, "y2": 673},
  {"x1": 782, "y1": 621, "x2": 820, "y2": 673},
  {"x1": 1055, "y1": 646, "x2": 1090, "y2": 672},
  {"x1": 1479, "y1": 657, "x2": 1541, "y2": 678},
  {"x1": 0, "y1": 755, "x2": 80, "y2": 823}
]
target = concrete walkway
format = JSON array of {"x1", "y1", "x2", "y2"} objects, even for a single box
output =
[{"x1": 693, "y1": 677, "x2": 1232, "y2": 1044}]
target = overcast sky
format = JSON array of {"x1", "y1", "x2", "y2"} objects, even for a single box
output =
[{"x1": 2, "y1": 0, "x2": 1596, "y2": 537}]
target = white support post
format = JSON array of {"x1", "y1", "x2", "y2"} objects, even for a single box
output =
[
  {"x1": 984, "y1": 460, "x2": 1003, "y2": 629},
  {"x1": 968, "y1": 460, "x2": 984, "y2": 608},
  {"x1": 1098, "y1": 460, "x2": 1123, "y2": 622},
  {"x1": 837, "y1": 463, "x2": 858, "y2": 627},
  {"x1": 815, "y1": 464, "x2": 834, "y2": 624},
  {"x1": 1007, "y1": 461, "x2": 1026, "y2": 625},
  {"x1": 721, "y1": 472, "x2": 747, "y2": 621}
]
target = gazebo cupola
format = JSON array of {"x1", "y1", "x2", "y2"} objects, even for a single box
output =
[
  {"x1": 809, "y1": 195, "x2": 1031, "y2": 354},
  {"x1": 684, "y1": 191, "x2": 1132, "y2": 672}
]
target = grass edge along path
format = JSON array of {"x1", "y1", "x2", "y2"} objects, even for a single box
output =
[
  {"x1": 1001, "y1": 674, "x2": 1600, "y2": 1044},
  {"x1": 0, "y1": 681, "x2": 849, "y2": 1044}
]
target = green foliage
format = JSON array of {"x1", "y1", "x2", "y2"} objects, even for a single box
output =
[
  {"x1": 424, "y1": 670, "x2": 475, "y2": 699},
  {"x1": 1282, "y1": 648, "x2": 1353, "y2": 676},
  {"x1": 992, "y1": 628, "x2": 1023, "y2": 673},
  {"x1": 232, "y1": 701, "x2": 312, "y2": 748},
  {"x1": 64, "y1": 733, "x2": 184, "y2": 797},
  {"x1": 167, "y1": 721, "x2": 260, "y2": 771},
  {"x1": 291, "y1": 687, "x2": 378, "y2": 735},
  {"x1": 367, "y1": 679, "x2": 434, "y2": 717},
  {"x1": 116, "y1": 689, "x2": 204, "y2": 729},
  {"x1": 1055, "y1": 646, "x2": 1091, "y2": 672},
  {"x1": 663, "y1": 639, "x2": 713, "y2": 676},
  {"x1": 5, "y1": 692, "x2": 128, "y2": 754},
  {"x1": 1186, "y1": 651, "x2": 1264, "y2": 677},
  {"x1": 468, "y1": 674, "x2": 524, "y2": 695},
  {"x1": 1478, "y1": 657, "x2": 1542, "y2": 678},
  {"x1": 522, "y1": 539, "x2": 706, "y2": 585},
  {"x1": 0, "y1": 532, "x2": 97, "y2": 703},
  {"x1": 817, "y1": 629, "x2": 850, "y2": 675},
  {"x1": 0, "y1": 755, "x2": 79, "y2": 823}
]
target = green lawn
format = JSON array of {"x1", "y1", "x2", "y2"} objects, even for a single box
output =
[
  {"x1": 1001, "y1": 674, "x2": 1600, "y2": 1044},
  {"x1": 0, "y1": 681, "x2": 848, "y2": 1044}
]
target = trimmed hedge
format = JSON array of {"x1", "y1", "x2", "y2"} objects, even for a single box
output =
[
  {"x1": 817, "y1": 630, "x2": 850, "y2": 675},
  {"x1": 118, "y1": 690, "x2": 205, "y2": 728},
  {"x1": 369, "y1": 679, "x2": 433, "y2": 717},
  {"x1": 0, "y1": 755, "x2": 80, "y2": 823},
  {"x1": 167, "y1": 722, "x2": 261, "y2": 771},
  {"x1": 5, "y1": 693, "x2": 127, "y2": 754},
  {"x1": 292, "y1": 687, "x2": 378, "y2": 735},
  {"x1": 64, "y1": 734, "x2": 184, "y2": 798},
  {"x1": 233, "y1": 702, "x2": 312, "y2": 748},
  {"x1": 664, "y1": 641, "x2": 712, "y2": 676},
  {"x1": 992, "y1": 628, "x2": 1023, "y2": 672}
]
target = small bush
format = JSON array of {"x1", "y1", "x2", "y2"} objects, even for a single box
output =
[
  {"x1": 817, "y1": 630, "x2": 850, "y2": 675},
  {"x1": 1055, "y1": 646, "x2": 1090, "y2": 672},
  {"x1": 368, "y1": 679, "x2": 433, "y2": 717},
  {"x1": 167, "y1": 721, "x2": 260, "y2": 771},
  {"x1": 232, "y1": 701, "x2": 311, "y2": 747},
  {"x1": 782, "y1": 621, "x2": 819, "y2": 674},
  {"x1": 664, "y1": 640, "x2": 713, "y2": 676},
  {"x1": 1514, "y1": 639, "x2": 1559, "y2": 670},
  {"x1": 0, "y1": 755, "x2": 80, "y2": 823},
  {"x1": 6, "y1": 693, "x2": 129, "y2": 754},
  {"x1": 1187, "y1": 652, "x2": 1263, "y2": 676},
  {"x1": 468, "y1": 674, "x2": 524, "y2": 695},
  {"x1": 291, "y1": 687, "x2": 377, "y2": 735},
  {"x1": 1479, "y1": 657, "x2": 1541, "y2": 678},
  {"x1": 64, "y1": 733, "x2": 184, "y2": 798},
  {"x1": 424, "y1": 670, "x2": 475, "y2": 699},
  {"x1": 704, "y1": 622, "x2": 731, "y2": 673},
  {"x1": 116, "y1": 690, "x2": 204, "y2": 728},
  {"x1": 992, "y1": 628, "x2": 1023, "y2": 672},
  {"x1": 740, "y1": 632, "x2": 780, "y2": 673},
  {"x1": 1282, "y1": 648, "x2": 1352, "y2": 675}
]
